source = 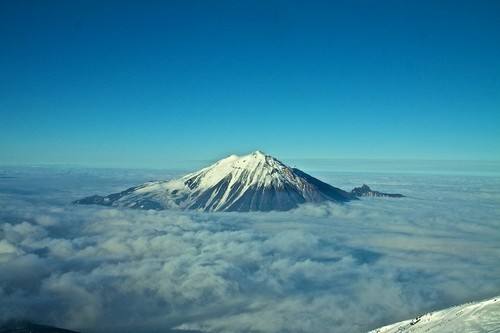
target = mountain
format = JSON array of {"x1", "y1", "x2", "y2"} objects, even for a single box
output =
[
  {"x1": 75, "y1": 151, "x2": 357, "y2": 212},
  {"x1": 351, "y1": 184, "x2": 405, "y2": 198},
  {"x1": 0, "y1": 320, "x2": 79, "y2": 333},
  {"x1": 369, "y1": 295, "x2": 500, "y2": 333}
]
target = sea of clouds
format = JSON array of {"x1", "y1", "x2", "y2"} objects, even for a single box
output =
[{"x1": 1, "y1": 165, "x2": 499, "y2": 333}]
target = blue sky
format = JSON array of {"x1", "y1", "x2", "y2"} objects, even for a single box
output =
[{"x1": 1, "y1": 0, "x2": 499, "y2": 167}]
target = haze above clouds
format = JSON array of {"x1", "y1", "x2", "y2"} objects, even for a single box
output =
[{"x1": 1, "y1": 166, "x2": 499, "y2": 332}]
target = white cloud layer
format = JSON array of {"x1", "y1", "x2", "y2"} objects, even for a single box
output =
[{"x1": 1, "y1": 167, "x2": 500, "y2": 332}]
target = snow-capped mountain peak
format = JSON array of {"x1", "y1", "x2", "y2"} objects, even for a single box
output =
[
  {"x1": 75, "y1": 151, "x2": 358, "y2": 212},
  {"x1": 174, "y1": 150, "x2": 344, "y2": 211},
  {"x1": 182, "y1": 151, "x2": 297, "y2": 193}
]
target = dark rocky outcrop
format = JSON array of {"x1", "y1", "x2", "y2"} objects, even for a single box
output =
[{"x1": 351, "y1": 184, "x2": 404, "y2": 198}]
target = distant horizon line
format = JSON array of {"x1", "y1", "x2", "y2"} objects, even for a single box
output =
[{"x1": 1, "y1": 157, "x2": 499, "y2": 170}]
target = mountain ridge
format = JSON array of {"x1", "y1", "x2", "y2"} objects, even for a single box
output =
[{"x1": 369, "y1": 295, "x2": 500, "y2": 333}]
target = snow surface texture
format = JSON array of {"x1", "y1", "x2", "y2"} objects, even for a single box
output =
[
  {"x1": 1, "y1": 164, "x2": 500, "y2": 333},
  {"x1": 75, "y1": 151, "x2": 355, "y2": 212},
  {"x1": 370, "y1": 296, "x2": 500, "y2": 333}
]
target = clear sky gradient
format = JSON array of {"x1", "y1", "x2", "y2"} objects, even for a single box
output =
[{"x1": 1, "y1": 0, "x2": 499, "y2": 167}]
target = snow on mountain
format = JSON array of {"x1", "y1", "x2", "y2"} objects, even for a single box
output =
[
  {"x1": 369, "y1": 296, "x2": 500, "y2": 333},
  {"x1": 75, "y1": 151, "x2": 356, "y2": 212}
]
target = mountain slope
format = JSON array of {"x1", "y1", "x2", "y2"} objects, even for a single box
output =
[
  {"x1": 75, "y1": 151, "x2": 356, "y2": 212},
  {"x1": 369, "y1": 296, "x2": 500, "y2": 333},
  {"x1": 0, "y1": 320, "x2": 80, "y2": 333}
]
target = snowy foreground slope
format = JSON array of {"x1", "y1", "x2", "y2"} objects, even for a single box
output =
[
  {"x1": 75, "y1": 151, "x2": 403, "y2": 212},
  {"x1": 369, "y1": 296, "x2": 500, "y2": 333}
]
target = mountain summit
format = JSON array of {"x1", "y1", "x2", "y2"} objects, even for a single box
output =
[{"x1": 75, "y1": 151, "x2": 358, "y2": 212}]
